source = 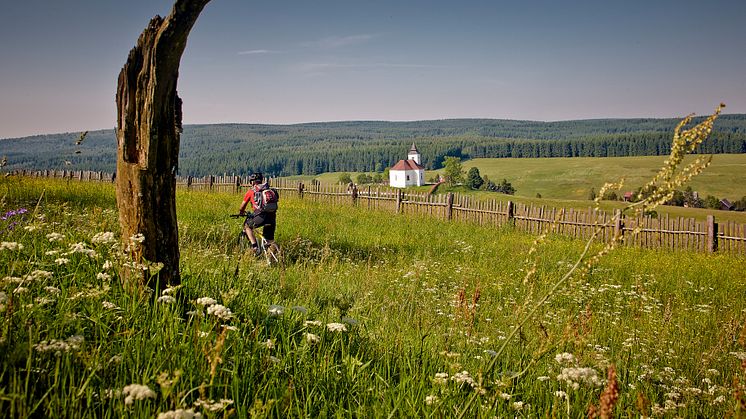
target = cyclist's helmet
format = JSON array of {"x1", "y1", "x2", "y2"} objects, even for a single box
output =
[{"x1": 249, "y1": 172, "x2": 264, "y2": 184}]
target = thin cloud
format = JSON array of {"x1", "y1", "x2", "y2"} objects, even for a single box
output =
[
  {"x1": 297, "y1": 62, "x2": 456, "y2": 73},
  {"x1": 300, "y1": 34, "x2": 378, "y2": 49},
  {"x1": 237, "y1": 49, "x2": 282, "y2": 55}
]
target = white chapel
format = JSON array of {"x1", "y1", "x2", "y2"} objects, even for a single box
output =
[{"x1": 389, "y1": 143, "x2": 425, "y2": 188}]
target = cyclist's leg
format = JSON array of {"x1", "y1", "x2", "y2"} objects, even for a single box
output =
[{"x1": 243, "y1": 214, "x2": 259, "y2": 246}]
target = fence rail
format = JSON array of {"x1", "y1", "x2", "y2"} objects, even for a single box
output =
[{"x1": 15, "y1": 169, "x2": 746, "y2": 255}]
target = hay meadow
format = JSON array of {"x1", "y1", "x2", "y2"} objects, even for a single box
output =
[{"x1": 1, "y1": 177, "x2": 745, "y2": 417}]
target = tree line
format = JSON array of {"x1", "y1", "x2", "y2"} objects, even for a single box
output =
[{"x1": 1, "y1": 116, "x2": 745, "y2": 177}]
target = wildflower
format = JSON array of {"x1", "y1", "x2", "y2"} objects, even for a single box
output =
[
  {"x1": 512, "y1": 401, "x2": 525, "y2": 411},
  {"x1": 158, "y1": 295, "x2": 176, "y2": 304},
  {"x1": 729, "y1": 351, "x2": 746, "y2": 361},
  {"x1": 44, "y1": 286, "x2": 61, "y2": 294},
  {"x1": 304, "y1": 332, "x2": 321, "y2": 344},
  {"x1": 432, "y1": 372, "x2": 449, "y2": 385},
  {"x1": 425, "y1": 395, "x2": 439, "y2": 405},
  {"x1": 122, "y1": 384, "x2": 156, "y2": 406},
  {"x1": 706, "y1": 369, "x2": 719, "y2": 376},
  {"x1": 45, "y1": 250, "x2": 60, "y2": 256},
  {"x1": 193, "y1": 398, "x2": 233, "y2": 412},
  {"x1": 23, "y1": 225, "x2": 38, "y2": 232},
  {"x1": 557, "y1": 367, "x2": 603, "y2": 389},
  {"x1": 25, "y1": 270, "x2": 53, "y2": 282},
  {"x1": 102, "y1": 301, "x2": 119, "y2": 310},
  {"x1": 109, "y1": 355, "x2": 123, "y2": 364},
  {"x1": 66, "y1": 242, "x2": 97, "y2": 257},
  {"x1": 326, "y1": 322, "x2": 347, "y2": 332},
  {"x1": 55, "y1": 258, "x2": 69, "y2": 265},
  {"x1": 33, "y1": 335, "x2": 84, "y2": 356},
  {"x1": 537, "y1": 376, "x2": 551, "y2": 382},
  {"x1": 196, "y1": 297, "x2": 216, "y2": 306},
  {"x1": 304, "y1": 320, "x2": 323, "y2": 327},
  {"x1": 262, "y1": 339, "x2": 275, "y2": 350},
  {"x1": 207, "y1": 304, "x2": 233, "y2": 320},
  {"x1": 555, "y1": 390, "x2": 567, "y2": 399},
  {"x1": 222, "y1": 325, "x2": 238, "y2": 332},
  {"x1": 13, "y1": 286, "x2": 29, "y2": 294},
  {"x1": 129, "y1": 233, "x2": 145, "y2": 244},
  {"x1": 46, "y1": 233, "x2": 64, "y2": 242},
  {"x1": 0, "y1": 241, "x2": 23, "y2": 251},
  {"x1": 555, "y1": 352, "x2": 576, "y2": 365},
  {"x1": 97, "y1": 272, "x2": 112, "y2": 281},
  {"x1": 157, "y1": 409, "x2": 203, "y2": 419},
  {"x1": 451, "y1": 370, "x2": 477, "y2": 388},
  {"x1": 499, "y1": 392, "x2": 512, "y2": 400},
  {"x1": 103, "y1": 260, "x2": 113, "y2": 270},
  {"x1": 91, "y1": 231, "x2": 116, "y2": 244},
  {"x1": 268, "y1": 304, "x2": 285, "y2": 316}
]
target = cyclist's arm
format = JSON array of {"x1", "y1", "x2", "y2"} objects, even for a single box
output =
[{"x1": 239, "y1": 190, "x2": 253, "y2": 215}]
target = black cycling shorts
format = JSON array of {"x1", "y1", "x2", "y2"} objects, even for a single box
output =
[{"x1": 244, "y1": 211, "x2": 276, "y2": 241}]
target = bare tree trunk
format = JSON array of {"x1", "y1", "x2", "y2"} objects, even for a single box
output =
[{"x1": 116, "y1": 0, "x2": 210, "y2": 290}]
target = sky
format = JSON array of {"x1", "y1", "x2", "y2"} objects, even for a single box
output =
[{"x1": 1, "y1": 0, "x2": 745, "y2": 139}]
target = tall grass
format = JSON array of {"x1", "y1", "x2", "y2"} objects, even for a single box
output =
[{"x1": 1, "y1": 176, "x2": 745, "y2": 417}]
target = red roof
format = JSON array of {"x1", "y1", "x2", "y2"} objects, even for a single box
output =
[{"x1": 391, "y1": 159, "x2": 424, "y2": 171}]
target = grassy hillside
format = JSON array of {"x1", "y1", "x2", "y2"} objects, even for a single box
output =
[
  {"x1": 1, "y1": 177, "x2": 745, "y2": 417},
  {"x1": 461, "y1": 154, "x2": 746, "y2": 201}
]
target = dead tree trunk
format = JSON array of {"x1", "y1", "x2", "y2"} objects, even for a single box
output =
[{"x1": 116, "y1": 0, "x2": 210, "y2": 290}]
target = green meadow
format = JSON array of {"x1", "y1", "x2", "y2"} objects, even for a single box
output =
[{"x1": 1, "y1": 177, "x2": 745, "y2": 417}]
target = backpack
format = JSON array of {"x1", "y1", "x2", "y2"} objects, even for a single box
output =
[{"x1": 253, "y1": 184, "x2": 279, "y2": 213}]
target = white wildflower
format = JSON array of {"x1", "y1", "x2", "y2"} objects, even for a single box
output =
[
  {"x1": 432, "y1": 372, "x2": 449, "y2": 385},
  {"x1": 451, "y1": 370, "x2": 477, "y2": 388},
  {"x1": 102, "y1": 301, "x2": 119, "y2": 310},
  {"x1": 512, "y1": 401, "x2": 525, "y2": 411},
  {"x1": 425, "y1": 395, "x2": 439, "y2": 405},
  {"x1": 122, "y1": 383, "x2": 156, "y2": 406},
  {"x1": 129, "y1": 233, "x2": 145, "y2": 244},
  {"x1": 55, "y1": 258, "x2": 69, "y2": 265},
  {"x1": 557, "y1": 367, "x2": 603, "y2": 389},
  {"x1": 712, "y1": 395, "x2": 726, "y2": 405},
  {"x1": 34, "y1": 335, "x2": 84, "y2": 356},
  {"x1": 706, "y1": 369, "x2": 719, "y2": 376},
  {"x1": 97, "y1": 272, "x2": 112, "y2": 281},
  {"x1": 193, "y1": 398, "x2": 233, "y2": 412},
  {"x1": 499, "y1": 392, "x2": 512, "y2": 400},
  {"x1": 25, "y1": 270, "x2": 53, "y2": 282},
  {"x1": 304, "y1": 332, "x2": 321, "y2": 344},
  {"x1": 157, "y1": 295, "x2": 176, "y2": 304},
  {"x1": 1, "y1": 241, "x2": 24, "y2": 251},
  {"x1": 23, "y1": 225, "x2": 38, "y2": 232},
  {"x1": 730, "y1": 351, "x2": 746, "y2": 361},
  {"x1": 44, "y1": 286, "x2": 61, "y2": 294},
  {"x1": 157, "y1": 409, "x2": 203, "y2": 419},
  {"x1": 537, "y1": 376, "x2": 551, "y2": 382},
  {"x1": 262, "y1": 339, "x2": 275, "y2": 350},
  {"x1": 207, "y1": 304, "x2": 233, "y2": 320},
  {"x1": 555, "y1": 352, "x2": 576, "y2": 365},
  {"x1": 91, "y1": 231, "x2": 116, "y2": 245},
  {"x1": 304, "y1": 320, "x2": 322, "y2": 327},
  {"x1": 46, "y1": 233, "x2": 64, "y2": 242},
  {"x1": 196, "y1": 297, "x2": 216, "y2": 306},
  {"x1": 45, "y1": 250, "x2": 60, "y2": 256},
  {"x1": 103, "y1": 260, "x2": 113, "y2": 270},
  {"x1": 326, "y1": 322, "x2": 347, "y2": 332},
  {"x1": 268, "y1": 304, "x2": 285, "y2": 316},
  {"x1": 555, "y1": 390, "x2": 567, "y2": 399},
  {"x1": 66, "y1": 242, "x2": 97, "y2": 257}
]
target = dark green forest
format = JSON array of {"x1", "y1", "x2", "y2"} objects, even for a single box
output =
[{"x1": 2, "y1": 116, "x2": 745, "y2": 177}]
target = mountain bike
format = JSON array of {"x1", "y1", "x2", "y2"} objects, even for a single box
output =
[{"x1": 230, "y1": 214, "x2": 280, "y2": 266}]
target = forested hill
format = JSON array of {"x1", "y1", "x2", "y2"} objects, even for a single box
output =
[{"x1": 2, "y1": 116, "x2": 745, "y2": 177}]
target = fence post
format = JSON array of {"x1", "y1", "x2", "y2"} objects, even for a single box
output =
[
  {"x1": 298, "y1": 182, "x2": 305, "y2": 199},
  {"x1": 706, "y1": 215, "x2": 718, "y2": 253},
  {"x1": 507, "y1": 200, "x2": 515, "y2": 225},
  {"x1": 445, "y1": 192, "x2": 454, "y2": 221},
  {"x1": 235, "y1": 176, "x2": 241, "y2": 193},
  {"x1": 351, "y1": 184, "x2": 358, "y2": 205},
  {"x1": 209, "y1": 175, "x2": 214, "y2": 191},
  {"x1": 613, "y1": 209, "x2": 624, "y2": 241},
  {"x1": 395, "y1": 189, "x2": 402, "y2": 213}
]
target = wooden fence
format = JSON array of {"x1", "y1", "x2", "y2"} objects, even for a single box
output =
[{"x1": 15, "y1": 170, "x2": 746, "y2": 254}]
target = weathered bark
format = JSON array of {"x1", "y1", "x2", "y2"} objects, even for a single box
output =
[{"x1": 116, "y1": 0, "x2": 210, "y2": 290}]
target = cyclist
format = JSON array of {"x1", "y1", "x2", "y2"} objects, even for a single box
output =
[{"x1": 238, "y1": 172, "x2": 277, "y2": 256}]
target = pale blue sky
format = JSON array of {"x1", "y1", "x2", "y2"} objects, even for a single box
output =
[{"x1": 1, "y1": 0, "x2": 745, "y2": 138}]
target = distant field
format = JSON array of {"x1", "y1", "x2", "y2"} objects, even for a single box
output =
[
  {"x1": 461, "y1": 154, "x2": 746, "y2": 201},
  {"x1": 279, "y1": 154, "x2": 746, "y2": 223}
]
